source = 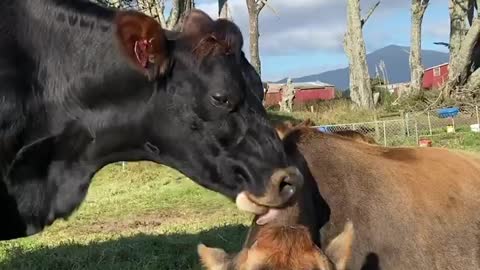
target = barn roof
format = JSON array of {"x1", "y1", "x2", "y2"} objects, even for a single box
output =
[
  {"x1": 424, "y1": 62, "x2": 449, "y2": 71},
  {"x1": 292, "y1": 81, "x2": 334, "y2": 89},
  {"x1": 266, "y1": 81, "x2": 334, "y2": 93}
]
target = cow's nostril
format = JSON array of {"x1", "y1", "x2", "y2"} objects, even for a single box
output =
[
  {"x1": 279, "y1": 177, "x2": 296, "y2": 201},
  {"x1": 279, "y1": 177, "x2": 290, "y2": 191}
]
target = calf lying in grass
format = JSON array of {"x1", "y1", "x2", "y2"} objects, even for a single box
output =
[
  {"x1": 198, "y1": 222, "x2": 354, "y2": 270},
  {"x1": 199, "y1": 120, "x2": 480, "y2": 269}
]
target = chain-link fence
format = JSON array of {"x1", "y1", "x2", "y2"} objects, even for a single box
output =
[{"x1": 312, "y1": 105, "x2": 480, "y2": 147}]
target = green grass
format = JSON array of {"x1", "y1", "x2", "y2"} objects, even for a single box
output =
[
  {"x1": 268, "y1": 99, "x2": 377, "y2": 125},
  {"x1": 0, "y1": 162, "x2": 251, "y2": 270},
  {"x1": 386, "y1": 130, "x2": 480, "y2": 151}
]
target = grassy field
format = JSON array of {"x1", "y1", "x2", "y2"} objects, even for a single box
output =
[
  {"x1": 1, "y1": 107, "x2": 479, "y2": 270},
  {"x1": 0, "y1": 163, "x2": 252, "y2": 270}
]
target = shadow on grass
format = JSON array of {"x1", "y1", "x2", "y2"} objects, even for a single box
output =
[{"x1": 0, "y1": 225, "x2": 249, "y2": 270}]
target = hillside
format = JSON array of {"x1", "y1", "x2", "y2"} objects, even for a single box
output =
[{"x1": 276, "y1": 45, "x2": 449, "y2": 90}]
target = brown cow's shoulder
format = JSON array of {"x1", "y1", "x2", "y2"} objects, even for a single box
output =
[
  {"x1": 283, "y1": 127, "x2": 480, "y2": 269},
  {"x1": 236, "y1": 127, "x2": 480, "y2": 270}
]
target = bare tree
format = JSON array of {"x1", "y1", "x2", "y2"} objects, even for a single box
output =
[
  {"x1": 443, "y1": 0, "x2": 480, "y2": 100},
  {"x1": 219, "y1": 0, "x2": 232, "y2": 20},
  {"x1": 246, "y1": 0, "x2": 271, "y2": 76},
  {"x1": 409, "y1": 0, "x2": 429, "y2": 97},
  {"x1": 344, "y1": 0, "x2": 380, "y2": 109},
  {"x1": 93, "y1": 0, "x2": 135, "y2": 8},
  {"x1": 279, "y1": 78, "x2": 295, "y2": 112},
  {"x1": 136, "y1": 0, "x2": 194, "y2": 30},
  {"x1": 94, "y1": 0, "x2": 194, "y2": 30}
]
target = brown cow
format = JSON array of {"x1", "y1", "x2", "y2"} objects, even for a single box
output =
[
  {"x1": 198, "y1": 222, "x2": 354, "y2": 270},
  {"x1": 332, "y1": 130, "x2": 377, "y2": 144},
  {"x1": 274, "y1": 119, "x2": 315, "y2": 139},
  {"x1": 274, "y1": 118, "x2": 376, "y2": 144},
  {"x1": 200, "y1": 126, "x2": 480, "y2": 269}
]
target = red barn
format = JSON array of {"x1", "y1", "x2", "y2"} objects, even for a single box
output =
[
  {"x1": 422, "y1": 62, "x2": 449, "y2": 89},
  {"x1": 264, "y1": 81, "x2": 335, "y2": 107}
]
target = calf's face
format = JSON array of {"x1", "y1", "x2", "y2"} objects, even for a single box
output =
[{"x1": 198, "y1": 222, "x2": 354, "y2": 270}]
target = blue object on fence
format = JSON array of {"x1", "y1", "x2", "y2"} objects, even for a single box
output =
[
  {"x1": 437, "y1": 107, "x2": 459, "y2": 118},
  {"x1": 315, "y1": 126, "x2": 331, "y2": 133}
]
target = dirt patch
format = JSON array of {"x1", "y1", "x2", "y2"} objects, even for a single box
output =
[{"x1": 83, "y1": 212, "x2": 190, "y2": 234}]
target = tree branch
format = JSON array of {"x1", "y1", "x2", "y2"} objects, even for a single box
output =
[
  {"x1": 259, "y1": 0, "x2": 279, "y2": 16},
  {"x1": 433, "y1": 41, "x2": 450, "y2": 48},
  {"x1": 361, "y1": 1, "x2": 380, "y2": 27},
  {"x1": 420, "y1": 0, "x2": 429, "y2": 13},
  {"x1": 219, "y1": 0, "x2": 231, "y2": 19},
  {"x1": 157, "y1": 0, "x2": 167, "y2": 28},
  {"x1": 257, "y1": 0, "x2": 266, "y2": 11},
  {"x1": 467, "y1": 0, "x2": 480, "y2": 25},
  {"x1": 167, "y1": 0, "x2": 181, "y2": 29}
]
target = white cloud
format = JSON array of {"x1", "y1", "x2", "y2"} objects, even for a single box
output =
[
  {"x1": 195, "y1": 0, "x2": 412, "y2": 58},
  {"x1": 425, "y1": 22, "x2": 449, "y2": 41}
]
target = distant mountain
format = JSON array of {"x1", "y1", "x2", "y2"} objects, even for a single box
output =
[{"x1": 276, "y1": 45, "x2": 449, "y2": 90}]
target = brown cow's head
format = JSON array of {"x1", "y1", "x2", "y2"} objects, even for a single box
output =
[
  {"x1": 198, "y1": 222, "x2": 354, "y2": 270},
  {"x1": 274, "y1": 119, "x2": 315, "y2": 139}
]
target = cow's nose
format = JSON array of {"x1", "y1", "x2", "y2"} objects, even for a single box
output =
[
  {"x1": 269, "y1": 166, "x2": 304, "y2": 205},
  {"x1": 249, "y1": 166, "x2": 304, "y2": 207}
]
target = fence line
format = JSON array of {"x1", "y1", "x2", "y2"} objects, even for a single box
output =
[{"x1": 312, "y1": 105, "x2": 480, "y2": 147}]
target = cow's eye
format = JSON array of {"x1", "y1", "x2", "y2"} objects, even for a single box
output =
[{"x1": 211, "y1": 93, "x2": 230, "y2": 108}]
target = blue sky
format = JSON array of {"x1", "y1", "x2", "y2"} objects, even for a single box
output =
[{"x1": 193, "y1": 0, "x2": 450, "y2": 81}]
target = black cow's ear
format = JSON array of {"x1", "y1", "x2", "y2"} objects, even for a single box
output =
[
  {"x1": 180, "y1": 9, "x2": 215, "y2": 43},
  {"x1": 179, "y1": 10, "x2": 244, "y2": 60},
  {"x1": 212, "y1": 19, "x2": 243, "y2": 56},
  {"x1": 7, "y1": 122, "x2": 93, "y2": 183},
  {"x1": 6, "y1": 122, "x2": 94, "y2": 235},
  {"x1": 7, "y1": 136, "x2": 56, "y2": 184},
  {"x1": 115, "y1": 11, "x2": 170, "y2": 79}
]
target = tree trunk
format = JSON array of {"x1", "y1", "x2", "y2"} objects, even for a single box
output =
[
  {"x1": 449, "y1": 0, "x2": 469, "y2": 63},
  {"x1": 138, "y1": 0, "x2": 166, "y2": 27},
  {"x1": 219, "y1": 0, "x2": 232, "y2": 20},
  {"x1": 247, "y1": 3, "x2": 261, "y2": 75},
  {"x1": 409, "y1": 0, "x2": 429, "y2": 97},
  {"x1": 444, "y1": 0, "x2": 480, "y2": 99},
  {"x1": 344, "y1": 0, "x2": 374, "y2": 109},
  {"x1": 279, "y1": 78, "x2": 295, "y2": 112},
  {"x1": 167, "y1": 0, "x2": 195, "y2": 30},
  {"x1": 136, "y1": 0, "x2": 195, "y2": 30},
  {"x1": 444, "y1": 0, "x2": 469, "y2": 97}
]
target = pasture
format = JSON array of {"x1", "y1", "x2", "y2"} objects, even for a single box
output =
[
  {"x1": 1, "y1": 111, "x2": 479, "y2": 270},
  {"x1": 0, "y1": 163, "x2": 251, "y2": 270}
]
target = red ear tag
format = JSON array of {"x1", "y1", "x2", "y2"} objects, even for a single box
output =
[{"x1": 134, "y1": 39, "x2": 150, "y2": 68}]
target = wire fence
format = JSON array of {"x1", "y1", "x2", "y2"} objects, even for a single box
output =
[{"x1": 312, "y1": 105, "x2": 480, "y2": 147}]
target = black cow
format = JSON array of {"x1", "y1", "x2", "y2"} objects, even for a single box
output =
[{"x1": 0, "y1": 1, "x2": 303, "y2": 240}]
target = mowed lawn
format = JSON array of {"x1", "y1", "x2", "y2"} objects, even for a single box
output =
[
  {"x1": 1, "y1": 131, "x2": 479, "y2": 270},
  {"x1": 0, "y1": 162, "x2": 252, "y2": 270}
]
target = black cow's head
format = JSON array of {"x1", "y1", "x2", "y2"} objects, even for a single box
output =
[
  {"x1": 128, "y1": 10, "x2": 303, "y2": 210},
  {"x1": 3, "y1": 8, "x2": 302, "y2": 239}
]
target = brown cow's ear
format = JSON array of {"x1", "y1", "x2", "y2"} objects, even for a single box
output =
[
  {"x1": 197, "y1": 243, "x2": 229, "y2": 270},
  {"x1": 115, "y1": 11, "x2": 169, "y2": 79},
  {"x1": 325, "y1": 221, "x2": 355, "y2": 270}
]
